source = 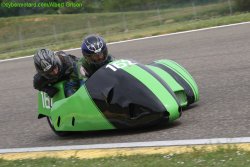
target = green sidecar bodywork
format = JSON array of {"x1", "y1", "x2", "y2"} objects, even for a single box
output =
[{"x1": 38, "y1": 59, "x2": 199, "y2": 135}]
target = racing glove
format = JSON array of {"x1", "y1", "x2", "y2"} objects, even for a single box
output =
[{"x1": 43, "y1": 87, "x2": 59, "y2": 98}]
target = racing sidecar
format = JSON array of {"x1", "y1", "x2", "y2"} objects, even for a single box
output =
[{"x1": 38, "y1": 59, "x2": 199, "y2": 136}]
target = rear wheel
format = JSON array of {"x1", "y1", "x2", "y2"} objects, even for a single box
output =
[{"x1": 47, "y1": 117, "x2": 70, "y2": 137}]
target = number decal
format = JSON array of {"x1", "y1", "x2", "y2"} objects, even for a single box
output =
[
  {"x1": 106, "y1": 60, "x2": 137, "y2": 72},
  {"x1": 41, "y1": 92, "x2": 53, "y2": 109},
  {"x1": 106, "y1": 64, "x2": 117, "y2": 71}
]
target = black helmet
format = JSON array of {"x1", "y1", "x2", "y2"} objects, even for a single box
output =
[
  {"x1": 81, "y1": 35, "x2": 108, "y2": 67},
  {"x1": 33, "y1": 48, "x2": 62, "y2": 79}
]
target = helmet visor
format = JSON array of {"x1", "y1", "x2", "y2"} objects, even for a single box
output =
[
  {"x1": 43, "y1": 65, "x2": 59, "y2": 79},
  {"x1": 87, "y1": 53, "x2": 107, "y2": 64}
]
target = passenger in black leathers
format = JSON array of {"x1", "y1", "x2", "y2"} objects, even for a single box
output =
[{"x1": 33, "y1": 49, "x2": 81, "y2": 98}]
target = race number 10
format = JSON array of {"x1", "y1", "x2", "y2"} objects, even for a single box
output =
[{"x1": 106, "y1": 60, "x2": 137, "y2": 71}]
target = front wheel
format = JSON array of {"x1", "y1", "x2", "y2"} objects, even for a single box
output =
[{"x1": 47, "y1": 117, "x2": 70, "y2": 137}]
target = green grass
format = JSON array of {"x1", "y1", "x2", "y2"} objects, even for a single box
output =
[
  {"x1": 1, "y1": 1, "x2": 250, "y2": 59},
  {"x1": 0, "y1": 148, "x2": 250, "y2": 167}
]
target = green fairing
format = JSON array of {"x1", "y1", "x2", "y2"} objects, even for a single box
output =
[
  {"x1": 146, "y1": 65, "x2": 188, "y2": 107},
  {"x1": 155, "y1": 60, "x2": 199, "y2": 102},
  {"x1": 38, "y1": 59, "x2": 199, "y2": 132},
  {"x1": 38, "y1": 82, "x2": 66, "y2": 118},
  {"x1": 38, "y1": 84, "x2": 115, "y2": 131},
  {"x1": 122, "y1": 65, "x2": 180, "y2": 121}
]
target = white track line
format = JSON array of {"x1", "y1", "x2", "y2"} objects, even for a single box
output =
[
  {"x1": 0, "y1": 137, "x2": 250, "y2": 154},
  {"x1": 1, "y1": 21, "x2": 250, "y2": 63}
]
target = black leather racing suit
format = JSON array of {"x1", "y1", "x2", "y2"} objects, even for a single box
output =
[{"x1": 33, "y1": 51, "x2": 79, "y2": 97}]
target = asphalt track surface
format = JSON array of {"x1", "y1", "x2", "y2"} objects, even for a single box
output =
[{"x1": 0, "y1": 23, "x2": 250, "y2": 149}]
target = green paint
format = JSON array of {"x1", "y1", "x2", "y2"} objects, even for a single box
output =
[
  {"x1": 147, "y1": 66, "x2": 188, "y2": 107},
  {"x1": 38, "y1": 81, "x2": 66, "y2": 118},
  {"x1": 37, "y1": 59, "x2": 199, "y2": 132},
  {"x1": 38, "y1": 83, "x2": 115, "y2": 131},
  {"x1": 155, "y1": 60, "x2": 199, "y2": 102},
  {"x1": 122, "y1": 65, "x2": 180, "y2": 121}
]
